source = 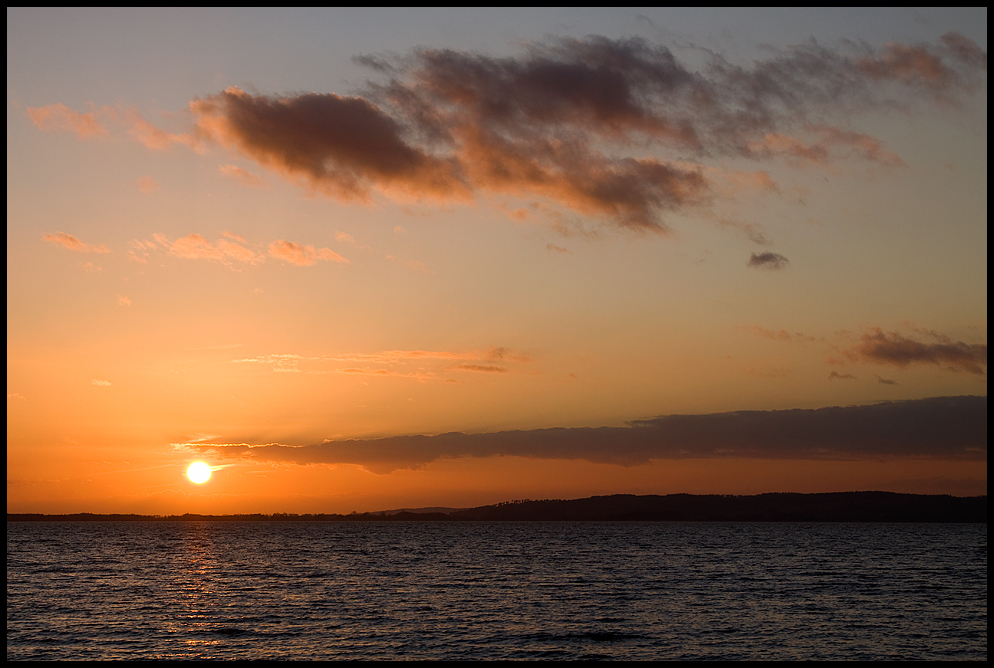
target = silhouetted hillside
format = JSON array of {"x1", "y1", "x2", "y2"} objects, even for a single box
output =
[
  {"x1": 7, "y1": 492, "x2": 986, "y2": 523},
  {"x1": 447, "y1": 492, "x2": 986, "y2": 522}
]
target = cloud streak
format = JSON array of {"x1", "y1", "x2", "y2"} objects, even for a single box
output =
[
  {"x1": 847, "y1": 328, "x2": 987, "y2": 375},
  {"x1": 42, "y1": 232, "x2": 110, "y2": 253},
  {"x1": 183, "y1": 395, "x2": 985, "y2": 474},
  {"x1": 140, "y1": 233, "x2": 348, "y2": 269},
  {"x1": 232, "y1": 346, "x2": 532, "y2": 376}
]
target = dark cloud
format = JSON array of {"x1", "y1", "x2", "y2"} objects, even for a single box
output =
[
  {"x1": 849, "y1": 328, "x2": 987, "y2": 375},
  {"x1": 185, "y1": 33, "x2": 984, "y2": 231},
  {"x1": 747, "y1": 252, "x2": 789, "y2": 269},
  {"x1": 192, "y1": 88, "x2": 469, "y2": 202},
  {"x1": 457, "y1": 364, "x2": 507, "y2": 373},
  {"x1": 188, "y1": 395, "x2": 986, "y2": 474}
]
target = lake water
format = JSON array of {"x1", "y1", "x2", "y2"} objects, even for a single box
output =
[{"x1": 6, "y1": 522, "x2": 987, "y2": 660}]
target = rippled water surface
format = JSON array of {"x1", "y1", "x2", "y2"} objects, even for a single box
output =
[{"x1": 7, "y1": 522, "x2": 987, "y2": 660}]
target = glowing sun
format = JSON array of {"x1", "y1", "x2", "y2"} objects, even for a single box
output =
[{"x1": 187, "y1": 462, "x2": 212, "y2": 484}]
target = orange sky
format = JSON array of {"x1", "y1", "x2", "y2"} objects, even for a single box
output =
[{"x1": 7, "y1": 9, "x2": 987, "y2": 513}]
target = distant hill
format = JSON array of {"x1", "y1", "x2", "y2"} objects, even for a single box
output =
[
  {"x1": 367, "y1": 506, "x2": 465, "y2": 516},
  {"x1": 446, "y1": 492, "x2": 987, "y2": 523},
  {"x1": 7, "y1": 492, "x2": 986, "y2": 523}
]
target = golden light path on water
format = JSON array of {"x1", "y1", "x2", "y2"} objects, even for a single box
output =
[{"x1": 187, "y1": 462, "x2": 212, "y2": 484}]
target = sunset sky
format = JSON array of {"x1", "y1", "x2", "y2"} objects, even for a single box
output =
[{"x1": 7, "y1": 8, "x2": 987, "y2": 514}]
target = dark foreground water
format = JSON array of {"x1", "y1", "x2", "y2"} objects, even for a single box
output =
[{"x1": 7, "y1": 522, "x2": 987, "y2": 660}]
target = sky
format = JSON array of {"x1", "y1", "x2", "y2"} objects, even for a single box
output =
[{"x1": 6, "y1": 8, "x2": 987, "y2": 514}]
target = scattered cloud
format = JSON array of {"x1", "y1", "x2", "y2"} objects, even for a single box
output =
[
  {"x1": 828, "y1": 371, "x2": 857, "y2": 380},
  {"x1": 80, "y1": 262, "x2": 102, "y2": 273},
  {"x1": 747, "y1": 252, "x2": 789, "y2": 269},
  {"x1": 181, "y1": 395, "x2": 987, "y2": 474},
  {"x1": 28, "y1": 33, "x2": 985, "y2": 234},
  {"x1": 26, "y1": 103, "x2": 111, "y2": 139},
  {"x1": 268, "y1": 240, "x2": 348, "y2": 266},
  {"x1": 27, "y1": 103, "x2": 199, "y2": 150},
  {"x1": 91, "y1": 379, "x2": 112, "y2": 387},
  {"x1": 154, "y1": 233, "x2": 265, "y2": 267},
  {"x1": 117, "y1": 295, "x2": 131, "y2": 307},
  {"x1": 42, "y1": 232, "x2": 110, "y2": 254}
]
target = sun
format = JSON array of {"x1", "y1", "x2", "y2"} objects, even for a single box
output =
[{"x1": 187, "y1": 462, "x2": 212, "y2": 484}]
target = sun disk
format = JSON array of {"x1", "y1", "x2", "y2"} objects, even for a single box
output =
[{"x1": 187, "y1": 462, "x2": 212, "y2": 484}]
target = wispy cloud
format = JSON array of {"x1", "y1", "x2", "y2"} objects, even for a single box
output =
[
  {"x1": 180, "y1": 395, "x2": 987, "y2": 474},
  {"x1": 717, "y1": 218, "x2": 770, "y2": 245},
  {"x1": 385, "y1": 255, "x2": 432, "y2": 273},
  {"x1": 42, "y1": 232, "x2": 110, "y2": 254},
  {"x1": 27, "y1": 103, "x2": 199, "y2": 150},
  {"x1": 124, "y1": 108, "x2": 200, "y2": 151},
  {"x1": 219, "y1": 164, "x2": 267, "y2": 188},
  {"x1": 737, "y1": 325, "x2": 818, "y2": 343},
  {"x1": 743, "y1": 126, "x2": 906, "y2": 168},
  {"x1": 136, "y1": 176, "x2": 159, "y2": 193}
]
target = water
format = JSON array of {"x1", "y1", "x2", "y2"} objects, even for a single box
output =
[{"x1": 7, "y1": 522, "x2": 987, "y2": 660}]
